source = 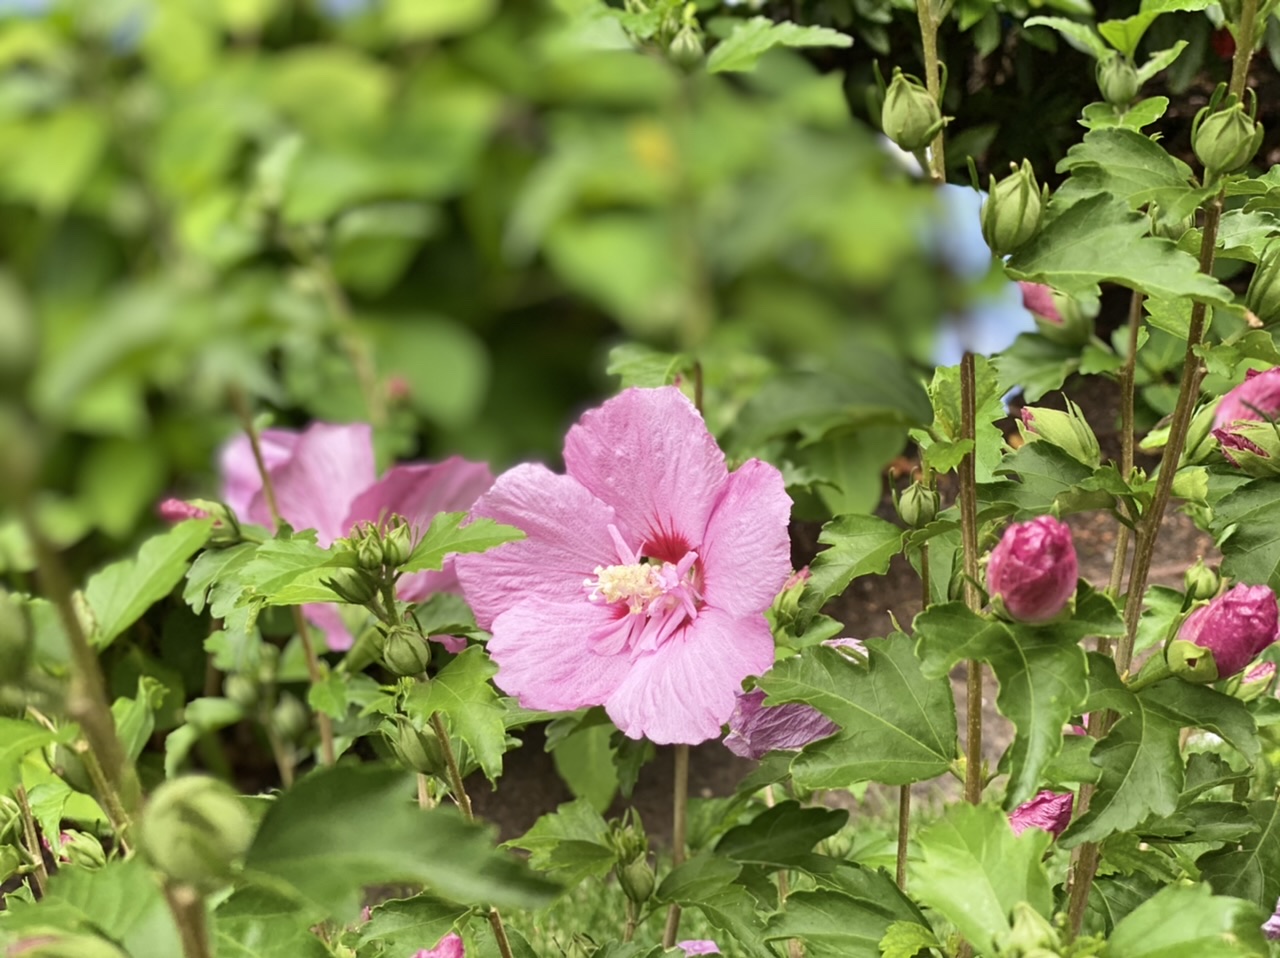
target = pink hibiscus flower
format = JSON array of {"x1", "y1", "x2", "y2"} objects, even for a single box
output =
[
  {"x1": 414, "y1": 932, "x2": 464, "y2": 958},
  {"x1": 455, "y1": 387, "x2": 792, "y2": 744},
  {"x1": 221, "y1": 422, "x2": 493, "y2": 651}
]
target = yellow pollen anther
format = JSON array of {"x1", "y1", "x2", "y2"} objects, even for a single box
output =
[{"x1": 588, "y1": 563, "x2": 662, "y2": 614}]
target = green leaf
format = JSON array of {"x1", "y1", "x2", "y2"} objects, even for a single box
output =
[
  {"x1": 164, "y1": 697, "x2": 245, "y2": 778},
  {"x1": 243, "y1": 764, "x2": 557, "y2": 918},
  {"x1": 506, "y1": 798, "x2": 618, "y2": 889},
  {"x1": 1079, "y1": 97, "x2": 1172, "y2": 133},
  {"x1": 214, "y1": 892, "x2": 332, "y2": 958},
  {"x1": 111, "y1": 675, "x2": 167, "y2": 763},
  {"x1": 1107, "y1": 882, "x2": 1267, "y2": 958},
  {"x1": 1210, "y1": 478, "x2": 1280, "y2": 592},
  {"x1": 1136, "y1": 42, "x2": 1189, "y2": 84},
  {"x1": 239, "y1": 535, "x2": 353, "y2": 607},
  {"x1": 879, "y1": 921, "x2": 942, "y2": 958},
  {"x1": 1007, "y1": 194, "x2": 1233, "y2": 305},
  {"x1": 923, "y1": 355, "x2": 1006, "y2": 481},
  {"x1": 405, "y1": 647, "x2": 509, "y2": 783},
  {"x1": 797, "y1": 515, "x2": 903, "y2": 627},
  {"x1": 655, "y1": 853, "x2": 741, "y2": 905},
  {"x1": 760, "y1": 638, "x2": 956, "y2": 788},
  {"x1": 1097, "y1": 0, "x2": 1209, "y2": 60},
  {"x1": 1024, "y1": 16, "x2": 1109, "y2": 58},
  {"x1": 84, "y1": 519, "x2": 213, "y2": 648},
  {"x1": 183, "y1": 543, "x2": 256, "y2": 615},
  {"x1": 1196, "y1": 800, "x2": 1280, "y2": 910},
  {"x1": 357, "y1": 893, "x2": 469, "y2": 955},
  {"x1": 605, "y1": 342, "x2": 691, "y2": 388},
  {"x1": 910, "y1": 803, "x2": 1053, "y2": 957},
  {"x1": 385, "y1": 0, "x2": 497, "y2": 39},
  {"x1": 1055, "y1": 128, "x2": 1198, "y2": 213},
  {"x1": 0, "y1": 716, "x2": 64, "y2": 792},
  {"x1": 715, "y1": 801, "x2": 848, "y2": 868},
  {"x1": 550, "y1": 722, "x2": 619, "y2": 813},
  {"x1": 915, "y1": 602, "x2": 1092, "y2": 807},
  {"x1": 765, "y1": 890, "x2": 925, "y2": 958},
  {"x1": 706, "y1": 17, "x2": 852, "y2": 74},
  {"x1": 402, "y1": 512, "x2": 525, "y2": 574}
]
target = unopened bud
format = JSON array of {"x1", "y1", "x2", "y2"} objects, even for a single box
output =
[
  {"x1": 356, "y1": 535, "x2": 384, "y2": 572},
  {"x1": 981, "y1": 160, "x2": 1045, "y2": 257},
  {"x1": 0, "y1": 588, "x2": 32, "y2": 684},
  {"x1": 896, "y1": 482, "x2": 940, "y2": 529},
  {"x1": 1247, "y1": 245, "x2": 1280, "y2": 326},
  {"x1": 6, "y1": 933, "x2": 129, "y2": 958},
  {"x1": 617, "y1": 857, "x2": 655, "y2": 904},
  {"x1": 1184, "y1": 557, "x2": 1221, "y2": 601},
  {"x1": 987, "y1": 517, "x2": 1078, "y2": 623},
  {"x1": 382, "y1": 627, "x2": 431, "y2": 677},
  {"x1": 138, "y1": 776, "x2": 253, "y2": 894},
  {"x1": 1171, "y1": 583, "x2": 1279, "y2": 682},
  {"x1": 60, "y1": 830, "x2": 106, "y2": 870},
  {"x1": 668, "y1": 25, "x2": 703, "y2": 68},
  {"x1": 1096, "y1": 54, "x2": 1140, "y2": 107},
  {"x1": 322, "y1": 567, "x2": 378, "y2": 605},
  {"x1": 222, "y1": 674, "x2": 258, "y2": 711},
  {"x1": 1017, "y1": 401, "x2": 1101, "y2": 468},
  {"x1": 996, "y1": 900, "x2": 1064, "y2": 956},
  {"x1": 1193, "y1": 99, "x2": 1263, "y2": 175},
  {"x1": 382, "y1": 518, "x2": 413, "y2": 568},
  {"x1": 271, "y1": 693, "x2": 309, "y2": 742},
  {"x1": 387, "y1": 718, "x2": 447, "y2": 777},
  {"x1": 881, "y1": 68, "x2": 944, "y2": 153},
  {"x1": 1238, "y1": 660, "x2": 1276, "y2": 701}
]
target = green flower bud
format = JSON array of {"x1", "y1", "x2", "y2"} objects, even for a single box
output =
[
  {"x1": 271, "y1": 693, "x2": 309, "y2": 742},
  {"x1": 356, "y1": 535, "x2": 384, "y2": 572},
  {"x1": 1193, "y1": 101, "x2": 1263, "y2": 175},
  {"x1": 1246, "y1": 244, "x2": 1280, "y2": 326},
  {"x1": 1184, "y1": 557, "x2": 1221, "y2": 602},
  {"x1": 5, "y1": 931, "x2": 128, "y2": 958},
  {"x1": 895, "y1": 482, "x2": 940, "y2": 529},
  {"x1": 323, "y1": 567, "x2": 378, "y2": 606},
  {"x1": 60, "y1": 830, "x2": 106, "y2": 870},
  {"x1": 668, "y1": 24, "x2": 703, "y2": 68},
  {"x1": 0, "y1": 587, "x2": 32, "y2": 684},
  {"x1": 881, "y1": 68, "x2": 944, "y2": 153},
  {"x1": 387, "y1": 718, "x2": 447, "y2": 777},
  {"x1": 995, "y1": 901, "x2": 1062, "y2": 957},
  {"x1": 138, "y1": 776, "x2": 254, "y2": 894},
  {"x1": 382, "y1": 518, "x2": 414, "y2": 568},
  {"x1": 223, "y1": 674, "x2": 258, "y2": 711},
  {"x1": 1017, "y1": 401, "x2": 1101, "y2": 468},
  {"x1": 981, "y1": 160, "x2": 1045, "y2": 257},
  {"x1": 382, "y1": 626, "x2": 431, "y2": 677},
  {"x1": 617, "y1": 857, "x2": 655, "y2": 904},
  {"x1": 1167, "y1": 637, "x2": 1221, "y2": 683},
  {"x1": 1096, "y1": 54, "x2": 1140, "y2": 107}
]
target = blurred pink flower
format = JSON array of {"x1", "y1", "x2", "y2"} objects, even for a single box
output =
[
  {"x1": 221, "y1": 422, "x2": 493, "y2": 651},
  {"x1": 1264, "y1": 896, "x2": 1280, "y2": 940},
  {"x1": 157, "y1": 498, "x2": 210, "y2": 523},
  {"x1": 1009, "y1": 790, "x2": 1073, "y2": 838},
  {"x1": 455, "y1": 387, "x2": 792, "y2": 744},
  {"x1": 414, "y1": 932, "x2": 464, "y2": 958},
  {"x1": 1019, "y1": 282, "x2": 1061, "y2": 324},
  {"x1": 677, "y1": 942, "x2": 720, "y2": 956}
]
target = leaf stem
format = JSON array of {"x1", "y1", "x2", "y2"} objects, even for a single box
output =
[
  {"x1": 14, "y1": 785, "x2": 47, "y2": 897},
  {"x1": 661, "y1": 743, "x2": 690, "y2": 949},
  {"x1": 229, "y1": 388, "x2": 336, "y2": 767}
]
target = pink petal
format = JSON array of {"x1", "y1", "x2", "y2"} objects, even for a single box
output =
[
  {"x1": 398, "y1": 568, "x2": 459, "y2": 602},
  {"x1": 699, "y1": 459, "x2": 793, "y2": 618},
  {"x1": 562, "y1": 387, "x2": 728, "y2": 562},
  {"x1": 414, "y1": 932, "x2": 465, "y2": 958},
  {"x1": 486, "y1": 596, "x2": 633, "y2": 712},
  {"x1": 345, "y1": 457, "x2": 494, "y2": 532},
  {"x1": 248, "y1": 423, "x2": 376, "y2": 546},
  {"x1": 220, "y1": 429, "x2": 300, "y2": 523},
  {"x1": 677, "y1": 942, "x2": 721, "y2": 956},
  {"x1": 302, "y1": 602, "x2": 357, "y2": 652},
  {"x1": 454, "y1": 464, "x2": 619, "y2": 630},
  {"x1": 605, "y1": 607, "x2": 775, "y2": 745}
]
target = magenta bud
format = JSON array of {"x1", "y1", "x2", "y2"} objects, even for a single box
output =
[
  {"x1": 1019, "y1": 282, "x2": 1060, "y2": 324},
  {"x1": 157, "y1": 498, "x2": 209, "y2": 523},
  {"x1": 677, "y1": 943, "x2": 721, "y2": 956},
  {"x1": 1264, "y1": 895, "x2": 1280, "y2": 941},
  {"x1": 986, "y1": 517, "x2": 1078, "y2": 623},
  {"x1": 723, "y1": 688, "x2": 837, "y2": 761},
  {"x1": 1174, "y1": 583, "x2": 1279, "y2": 682},
  {"x1": 1009, "y1": 790, "x2": 1074, "y2": 838}
]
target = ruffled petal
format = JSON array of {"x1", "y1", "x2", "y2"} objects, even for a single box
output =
[
  {"x1": 454, "y1": 463, "x2": 618, "y2": 630},
  {"x1": 699, "y1": 459, "x2": 792, "y2": 618},
  {"x1": 345, "y1": 457, "x2": 494, "y2": 532},
  {"x1": 562, "y1": 387, "x2": 728, "y2": 562},
  {"x1": 248, "y1": 423, "x2": 376, "y2": 546},
  {"x1": 605, "y1": 607, "x2": 775, "y2": 745},
  {"x1": 487, "y1": 596, "x2": 632, "y2": 712},
  {"x1": 220, "y1": 429, "x2": 300, "y2": 524}
]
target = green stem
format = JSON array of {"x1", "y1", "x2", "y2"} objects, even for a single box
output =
[
  {"x1": 165, "y1": 884, "x2": 213, "y2": 958},
  {"x1": 661, "y1": 744, "x2": 690, "y2": 949},
  {"x1": 14, "y1": 785, "x2": 47, "y2": 898},
  {"x1": 1229, "y1": 0, "x2": 1258, "y2": 101},
  {"x1": 959, "y1": 353, "x2": 983, "y2": 805},
  {"x1": 914, "y1": 0, "x2": 946, "y2": 182}
]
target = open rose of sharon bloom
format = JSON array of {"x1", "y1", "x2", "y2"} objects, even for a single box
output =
[
  {"x1": 221, "y1": 422, "x2": 493, "y2": 651},
  {"x1": 455, "y1": 387, "x2": 792, "y2": 744}
]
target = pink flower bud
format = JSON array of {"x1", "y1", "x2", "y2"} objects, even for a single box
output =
[
  {"x1": 157, "y1": 498, "x2": 209, "y2": 523},
  {"x1": 723, "y1": 689, "x2": 837, "y2": 760},
  {"x1": 677, "y1": 943, "x2": 721, "y2": 956},
  {"x1": 1175, "y1": 583, "x2": 1279, "y2": 681},
  {"x1": 1264, "y1": 895, "x2": 1280, "y2": 941},
  {"x1": 415, "y1": 932, "x2": 464, "y2": 958},
  {"x1": 1009, "y1": 790, "x2": 1074, "y2": 838},
  {"x1": 1214, "y1": 368, "x2": 1280, "y2": 432},
  {"x1": 1019, "y1": 282, "x2": 1061, "y2": 324},
  {"x1": 986, "y1": 517, "x2": 1078, "y2": 623}
]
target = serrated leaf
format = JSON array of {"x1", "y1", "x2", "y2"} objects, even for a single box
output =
[
  {"x1": 1024, "y1": 16, "x2": 1109, "y2": 58},
  {"x1": 506, "y1": 798, "x2": 617, "y2": 888},
  {"x1": 1056, "y1": 128, "x2": 1194, "y2": 210},
  {"x1": 1196, "y1": 799, "x2": 1280, "y2": 909},
  {"x1": 605, "y1": 342, "x2": 691, "y2": 388},
  {"x1": 238, "y1": 535, "x2": 352, "y2": 606},
  {"x1": 797, "y1": 514, "x2": 902, "y2": 626},
  {"x1": 307, "y1": 670, "x2": 348, "y2": 721},
  {"x1": 656, "y1": 853, "x2": 741, "y2": 905},
  {"x1": 765, "y1": 890, "x2": 923, "y2": 958},
  {"x1": 405, "y1": 647, "x2": 508, "y2": 783},
  {"x1": 1097, "y1": 0, "x2": 1209, "y2": 60},
  {"x1": 910, "y1": 803, "x2": 1053, "y2": 957},
  {"x1": 914, "y1": 602, "x2": 1091, "y2": 807},
  {"x1": 1007, "y1": 194, "x2": 1233, "y2": 305},
  {"x1": 357, "y1": 893, "x2": 468, "y2": 954},
  {"x1": 183, "y1": 542, "x2": 256, "y2": 615},
  {"x1": 760, "y1": 638, "x2": 956, "y2": 787},
  {"x1": 243, "y1": 764, "x2": 557, "y2": 917},
  {"x1": 879, "y1": 920, "x2": 942, "y2": 958},
  {"x1": 715, "y1": 801, "x2": 848, "y2": 868},
  {"x1": 0, "y1": 717, "x2": 65, "y2": 792},
  {"x1": 402, "y1": 512, "x2": 525, "y2": 574},
  {"x1": 706, "y1": 17, "x2": 851, "y2": 74},
  {"x1": 1210, "y1": 478, "x2": 1280, "y2": 591},
  {"x1": 84, "y1": 519, "x2": 213, "y2": 648},
  {"x1": 1107, "y1": 882, "x2": 1267, "y2": 958}
]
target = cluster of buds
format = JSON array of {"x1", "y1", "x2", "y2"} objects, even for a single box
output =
[
  {"x1": 323, "y1": 515, "x2": 415, "y2": 607},
  {"x1": 981, "y1": 161, "x2": 1046, "y2": 257},
  {"x1": 1192, "y1": 87, "x2": 1264, "y2": 178},
  {"x1": 138, "y1": 776, "x2": 254, "y2": 894},
  {"x1": 611, "y1": 811, "x2": 655, "y2": 906},
  {"x1": 1017, "y1": 401, "x2": 1102, "y2": 468},
  {"x1": 881, "y1": 67, "x2": 945, "y2": 153},
  {"x1": 986, "y1": 517, "x2": 1078, "y2": 624}
]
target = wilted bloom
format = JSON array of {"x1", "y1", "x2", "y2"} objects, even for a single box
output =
[
  {"x1": 414, "y1": 933, "x2": 464, "y2": 958},
  {"x1": 1170, "y1": 583, "x2": 1280, "y2": 682},
  {"x1": 677, "y1": 943, "x2": 721, "y2": 956},
  {"x1": 724, "y1": 688, "x2": 837, "y2": 760},
  {"x1": 221, "y1": 422, "x2": 493, "y2": 650},
  {"x1": 1009, "y1": 790, "x2": 1073, "y2": 838},
  {"x1": 455, "y1": 387, "x2": 792, "y2": 744},
  {"x1": 986, "y1": 517, "x2": 1078, "y2": 623},
  {"x1": 1263, "y1": 896, "x2": 1280, "y2": 941}
]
